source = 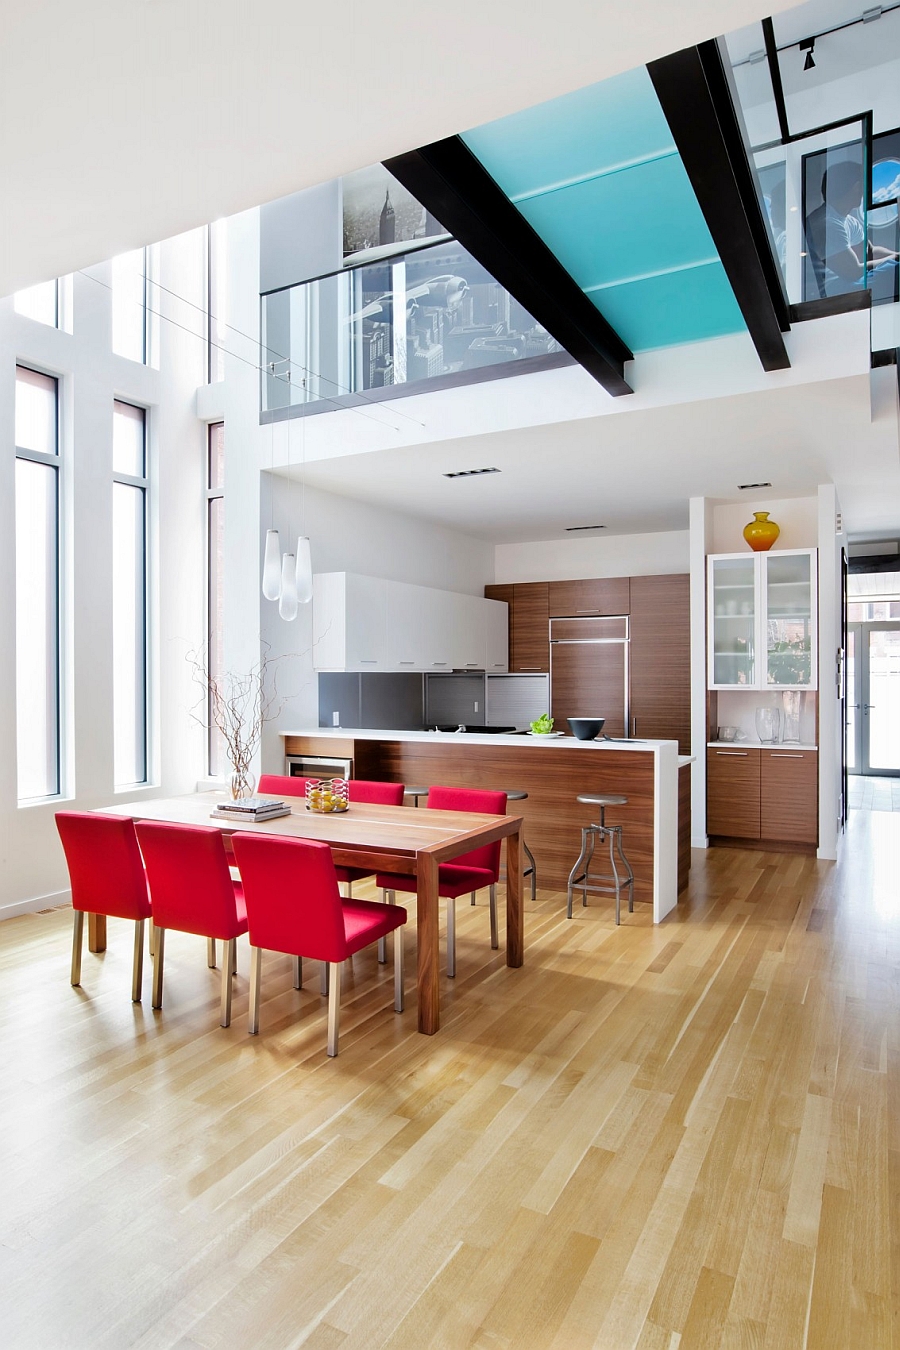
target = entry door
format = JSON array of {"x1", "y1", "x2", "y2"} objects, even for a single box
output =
[{"x1": 848, "y1": 621, "x2": 900, "y2": 776}]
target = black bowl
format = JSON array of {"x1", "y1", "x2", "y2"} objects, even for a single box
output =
[{"x1": 568, "y1": 717, "x2": 606, "y2": 741}]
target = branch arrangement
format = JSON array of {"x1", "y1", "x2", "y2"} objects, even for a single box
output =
[{"x1": 187, "y1": 644, "x2": 288, "y2": 796}]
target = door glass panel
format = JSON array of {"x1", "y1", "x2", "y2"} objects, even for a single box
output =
[
  {"x1": 766, "y1": 553, "x2": 812, "y2": 686},
  {"x1": 846, "y1": 627, "x2": 857, "y2": 773},
  {"x1": 711, "y1": 556, "x2": 755, "y2": 686},
  {"x1": 868, "y1": 628, "x2": 900, "y2": 772}
]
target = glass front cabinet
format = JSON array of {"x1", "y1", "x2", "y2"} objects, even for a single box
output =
[{"x1": 707, "y1": 549, "x2": 817, "y2": 690}]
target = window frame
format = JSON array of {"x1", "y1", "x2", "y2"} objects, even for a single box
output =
[
  {"x1": 206, "y1": 421, "x2": 225, "y2": 776},
  {"x1": 112, "y1": 399, "x2": 149, "y2": 787}
]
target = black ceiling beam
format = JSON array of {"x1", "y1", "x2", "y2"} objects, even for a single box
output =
[
  {"x1": 384, "y1": 137, "x2": 634, "y2": 397},
  {"x1": 647, "y1": 41, "x2": 791, "y2": 373}
]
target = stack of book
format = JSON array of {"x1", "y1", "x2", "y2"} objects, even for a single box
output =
[{"x1": 211, "y1": 797, "x2": 292, "y2": 823}]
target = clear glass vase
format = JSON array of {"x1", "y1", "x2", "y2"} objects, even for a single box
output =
[
  {"x1": 755, "y1": 707, "x2": 782, "y2": 744},
  {"x1": 229, "y1": 766, "x2": 256, "y2": 801}
]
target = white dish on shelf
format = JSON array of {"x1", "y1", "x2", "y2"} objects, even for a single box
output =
[{"x1": 527, "y1": 731, "x2": 565, "y2": 738}]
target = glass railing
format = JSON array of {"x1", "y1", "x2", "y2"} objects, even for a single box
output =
[
  {"x1": 260, "y1": 237, "x2": 564, "y2": 415},
  {"x1": 720, "y1": 7, "x2": 899, "y2": 315}
]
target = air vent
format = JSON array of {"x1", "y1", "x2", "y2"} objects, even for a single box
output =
[
  {"x1": 443, "y1": 467, "x2": 500, "y2": 479},
  {"x1": 566, "y1": 524, "x2": 607, "y2": 531},
  {"x1": 738, "y1": 481, "x2": 773, "y2": 490}
]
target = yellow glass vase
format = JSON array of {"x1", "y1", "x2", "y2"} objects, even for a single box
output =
[{"x1": 743, "y1": 511, "x2": 780, "y2": 552}]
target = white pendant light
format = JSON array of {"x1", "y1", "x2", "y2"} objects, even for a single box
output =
[
  {"x1": 262, "y1": 528, "x2": 282, "y2": 601},
  {"x1": 295, "y1": 536, "x2": 312, "y2": 604},
  {"x1": 278, "y1": 552, "x2": 298, "y2": 621}
]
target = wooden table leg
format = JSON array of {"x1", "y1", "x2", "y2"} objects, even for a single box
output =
[
  {"x1": 416, "y1": 850, "x2": 440, "y2": 1035},
  {"x1": 88, "y1": 913, "x2": 107, "y2": 953},
  {"x1": 506, "y1": 825, "x2": 524, "y2": 968}
]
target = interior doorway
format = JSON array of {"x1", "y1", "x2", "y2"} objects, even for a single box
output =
[{"x1": 847, "y1": 571, "x2": 900, "y2": 810}]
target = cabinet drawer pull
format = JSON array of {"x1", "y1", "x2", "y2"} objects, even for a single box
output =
[
  {"x1": 716, "y1": 751, "x2": 748, "y2": 756},
  {"x1": 359, "y1": 659, "x2": 378, "y2": 664},
  {"x1": 517, "y1": 666, "x2": 542, "y2": 671},
  {"x1": 398, "y1": 660, "x2": 414, "y2": 665},
  {"x1": 432, "y1": 661, "x2": 449, "y2": 666},
  {"x1": 770, "y1": 752, "x2": 804, "y2": 758},
  {"x1": 576, "y1": 609, "x2": 600, "y2": 614}
]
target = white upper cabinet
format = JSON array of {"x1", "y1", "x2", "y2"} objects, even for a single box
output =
[
  {"x1": 313, "y1": 573, "x2": 508, "y2": 673},
  {"x1": 707, "y1": 549, "x2": 817, "y2": 691}
]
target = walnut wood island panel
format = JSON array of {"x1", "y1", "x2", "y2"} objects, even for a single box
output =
[{"x1": 283, "y1": 729, "x2": 689, "y2": 921}]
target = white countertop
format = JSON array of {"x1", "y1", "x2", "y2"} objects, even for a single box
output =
[{"x1": 282, "y1": 726, "x2": 690, "y2": 765}]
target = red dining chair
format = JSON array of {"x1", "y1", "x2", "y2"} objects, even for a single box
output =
[
  {"x1": 376, "y1": 786, "x2": 507, "y2": 977},
  {"x1": 258, "y1": 775, "x2": 405, "y2": 897},
  {"x1": 231, "y1": 833, "x2": 407, "y2": 1057},
  {"x1": 134, "y1": 821, "x2": 248, "y2": 1027},
  {"x1": 56, "y1": 812, "x2": 152, "y2": 1001}
]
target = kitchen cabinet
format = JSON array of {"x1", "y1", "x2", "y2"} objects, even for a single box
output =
[
  {"x1": 548, "y1": 577, "x2": 630, "y2": 617},
  {"x1": 760, "y1": 749, "x2": 818, "y2": 843},
  {"x1": 630, "y1": 574, "x2": 690, "y2": 751},
  {"x1": 315, "y1": 572, "x2": 507, "y2": 673},
  {"x1": 708, "y1": 549, "x2": 816, "y2": 691},
  {"x1": 707, "y1": 745, "x2": 818, "y2": 845},
  {"x1": 512, "y1": 583, "x2": 550, "y2": 672}
]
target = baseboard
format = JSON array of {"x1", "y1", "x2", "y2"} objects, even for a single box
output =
[
  {"x1": 0, "y1": 888, "x2": 71, "y2": 922},
  {"x1": 708, "y1": 835, "x2": 817, "y2": 855}
]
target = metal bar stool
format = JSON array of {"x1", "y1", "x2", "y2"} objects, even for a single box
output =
[
  {"x1": 566, "y1": 794, "x2": 635, "y2": 924},
  {"x1": 404, "y1": 786, "x2": 429, "y2": 807},
  {"x1": 488, "y1": 790, "x2": 536, "y2": 901}
]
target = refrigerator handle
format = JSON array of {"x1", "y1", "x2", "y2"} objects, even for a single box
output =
[{"x1": 631, "y1": 717, "x2": 637, "y2": 737}]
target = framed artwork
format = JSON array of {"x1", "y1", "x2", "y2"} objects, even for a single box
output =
[{"x1": 341, "y1": 164, "x2": 446, "y2": 265}]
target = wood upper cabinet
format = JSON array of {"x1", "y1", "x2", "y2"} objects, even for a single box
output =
[
  {"x1": 511, "y1": 583, "x2": 550, "y2": 671},
  {"x1": 629, "y1": 574, "x2": 690, "y2": 751},
  {"x1": 548, "y1": 577, "x2": 630, "y2": 617},
  {"x1": 760, "y1": 749, "x2": 818, "y2": 843},
  {"x1": 706, "y1": 747, "x2": 760, "y2": 839}
]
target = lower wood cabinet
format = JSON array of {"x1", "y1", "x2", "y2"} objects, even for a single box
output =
[{"x1": 707, "y1": 746, "x2": 818, "y2": 846}]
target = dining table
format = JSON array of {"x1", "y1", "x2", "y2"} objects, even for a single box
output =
[{"x1": 95, "y1": 791, "x2": 524, "y2": 1034}]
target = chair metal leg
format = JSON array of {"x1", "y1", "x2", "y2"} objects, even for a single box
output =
[
  {"x1": 447, "y1": 895, "x2": 457, "y2": 978},
  {"x1": 582, "y1": 828, "x2": 597, "y2": 907},
  {"x1": 524, "y1": 841, "x2": 537, "y2": 901},
  {"x1": 231, "y1": 940, "x2": 238, "y2": 977},
  {"x1": 292, "y1": 955, "x2": 303, "y2": 990},
  {"x1": 321, "y1": 962, "x2": 330, "y2": 996},
  {"x1": 220, "y1": 939, "x2": 235, "y2": 1026},
  {"x1": 394, "y1": 925, "x2": 404, "y2": 1012},
  {"x1": 609, "y1": 828, "x2": 623, "y2": 926},
  {"x1": 378, "y1": 889, "x2": 394, "y2": 963},
  {"x1": 152, "y1": 928, "x2": 165, "y2": 1008},
  {"x1": 327, "y1": 961, "x2": 341, "y2": 1056},
  {"x1": 70, "y1": 910, "x2": 84, "y2": 986},
  {"x1": 148, "y1": 918, "x2": 155, "y2": 956},
  {"x1": 567, "y1": 827, "x2": 591, "y2": 919},
  {"x1": 248, "y1": 945, "x2": 262, "y2": 1034},
  {"x1": 471, "y1": 892, "x2": 476, "y2": 906},
  {"x1": 489, "y1": 884, "x2": 498, "y2": 950},
  {"x1": 132, "y1": 919, "x2": 145, "y2": 1002},
  {"x1": 207, "y1": 937, "x2": 217, "y2": 968}
]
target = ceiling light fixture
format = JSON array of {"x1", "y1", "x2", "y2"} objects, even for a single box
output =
[
  {"x1": 443, "y1": 466, "x2": 501, "y2": 478},
  {"x1": 738, "y1": 481, "x2": 773, "y2": 490},
  {"x1": 565, "y1": 524, "x2": 607, "y2": 531},
  {"x1": 800, "y1": 36, "x2": 816, "y2": 69}
]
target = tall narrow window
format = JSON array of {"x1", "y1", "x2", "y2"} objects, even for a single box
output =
[
  {"x1": 112, "y1": 248, "x2": 147, "y2": 362},
  {"x1": 15, "y1": 279, "x2": 59, "y2": 328},
  {"x1": 207, "y1": 222, "x2": 227, "y2": 382},
  {"x1": 15, "y1": 367, "x2": 60, "y2": 801},
  {"x1": 207, "y1": 422, "x2": 225, "y2": 774},
  {"x1": 113, "y1": 401, "x2": 148, "y2": 786}
]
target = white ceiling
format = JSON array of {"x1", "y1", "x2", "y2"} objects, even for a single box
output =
[
  {"x1": 0, "y1": 0, "x2": 794, "y2": 298},
  {"x1": 280, "y1": 372, "x2": 900, "y2": 541}
]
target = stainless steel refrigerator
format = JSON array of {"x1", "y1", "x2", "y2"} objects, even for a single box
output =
[{"x1": 550, "y1": 616, "x2": 630, "y2": 737}]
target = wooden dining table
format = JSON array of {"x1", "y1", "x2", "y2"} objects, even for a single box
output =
[{"x1": 96, "y1": 791, "x2": 524, "y2": 1034}]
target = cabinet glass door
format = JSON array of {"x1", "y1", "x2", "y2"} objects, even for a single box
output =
[
  {"x1": 765, "y1": 553, "x2": 813, "y2": 686},
  {"x1": 711, "y1": 556, "x2": 756, "y2": 686}
]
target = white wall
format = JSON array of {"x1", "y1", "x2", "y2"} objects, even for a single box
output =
[
  {"x1": 711, "y1": 494, "x2": 819, "y2": 553},
  {"x1": 817, "y1": 483, "x2": 845, "y2": 861},
  {"x1": 494, "y1": 529, "x2": 689, "y2": 582},
  {"x1": 0, "y1": 235, "x2": 207, "y2": 919}
]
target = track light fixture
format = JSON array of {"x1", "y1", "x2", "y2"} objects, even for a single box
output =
[{"x1": 800, "y1": 36, "x2": 816, "y2": 70}]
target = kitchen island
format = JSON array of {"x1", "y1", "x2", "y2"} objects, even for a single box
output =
[{"x1": 281, "y1": 729, "x2": 691, "y2": 922}]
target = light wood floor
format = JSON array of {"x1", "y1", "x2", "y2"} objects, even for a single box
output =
[{"x1": 1, "y1": 810, "x2": 898, "y2": 1349}]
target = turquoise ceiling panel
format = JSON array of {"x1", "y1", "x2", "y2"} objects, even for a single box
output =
[
  {"x1": 460, "y1": 63, "x2": 747, "y2": 353},
  {"x1": 592, "y1": 261, "x2": 745, "y2": 352},
  {"x1": 462, "y1": 67, "x2": 676, "y2": 201},
  {"x1": 516, "y1": 154, "x2": 717, "y2": 291}
]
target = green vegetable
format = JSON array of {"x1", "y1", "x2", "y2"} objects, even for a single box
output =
[{"x1": 530, "y1": 713, "x2": 554, "y2": 735}]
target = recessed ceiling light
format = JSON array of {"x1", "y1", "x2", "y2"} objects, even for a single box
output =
[
  {"x1": 443, "y1": 467, "x2": 501, "y2": 479},
  {"x1": 566, "y1": 524, "x2": 607, "y2": 531},
  {"x1": 738, "y1": 481, "x2": 772, "y2": 490}
]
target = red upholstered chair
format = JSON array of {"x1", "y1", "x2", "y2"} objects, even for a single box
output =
[
  {"x1": 376, "y1": 785, "x2": 507, "y2": 977},
  {"x1": 258, "y1": 775, "x2": 405, "y2": 896},
  {"x1": 134, "y1": 821, "x2": 248, "y2": 1027},
  {"x1": 56, "y1": 812, "x2": 152, "y2": 1001},
  {"x1": 231, "y1": 833, "x2": 407, "y2": 1057}
]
